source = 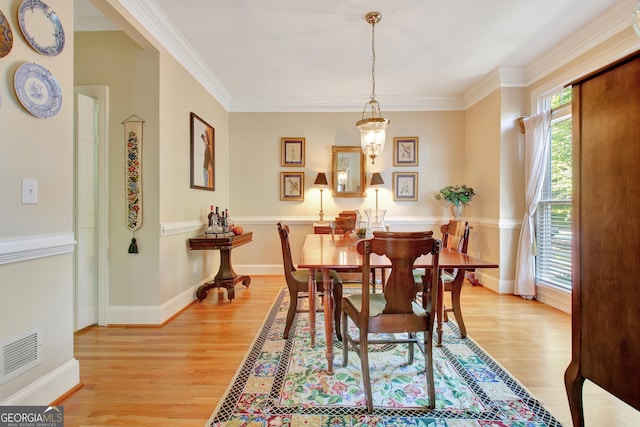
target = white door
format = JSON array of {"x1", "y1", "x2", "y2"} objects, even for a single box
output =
[{"x1": 75, "y1": 93, "x2": 99, "y2": 331}]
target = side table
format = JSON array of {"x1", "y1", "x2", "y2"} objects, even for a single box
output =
[{"x1": 188, "y1": 232, "x2": 252, "y2": 302}]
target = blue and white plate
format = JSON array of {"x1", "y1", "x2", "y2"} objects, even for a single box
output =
[
  {"x1": 0, "y1": 8, "x2": 13, "y2": 58},
  {"x1": 14, "y1": 63, "x2": 62, "y2": 118},
  {"x1": 18, "y1": 0, "x2": 65, "y2": 56}
]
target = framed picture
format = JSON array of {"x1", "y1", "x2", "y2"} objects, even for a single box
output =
[
  {"x1": 393, "y1": 137, "x2": 419, "y2": 166},
  {"x1": 393, "y1": 172, "x2": 418, "y2": 201},
  {"x1": 281, "y1": 137, "x2": 305, "y2": 167},
  {"x1": 190, "y1": 112, "x2": 215, "y2": 191},
  {"x1": 280, "y1": 172, "x2": 304, "y2": 201}
]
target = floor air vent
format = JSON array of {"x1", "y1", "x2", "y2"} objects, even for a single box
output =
[{"x1": 1, "y1": 327, "x2": 42, "y2": 384}]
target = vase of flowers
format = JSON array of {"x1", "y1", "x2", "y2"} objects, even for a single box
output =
[{"x1": 434, "y1": 184, "x2": 476, "y2": 218}]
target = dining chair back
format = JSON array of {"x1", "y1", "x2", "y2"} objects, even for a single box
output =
[
  {"x1": 341, "y1": 231, "x2": 442, "y2": 412},
  {"x1": 277, "y1": 222, "x2": 343, "y2": 339},
  {"x1": 415, "y1": 220, "x2": 471, "y2": 335},
  {"x1": 440, "y1": 220, "x2": 471, "y2": 337}
]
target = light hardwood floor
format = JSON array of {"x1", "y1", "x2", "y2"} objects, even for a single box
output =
[{"x1": 59, "y1": 276, "x2": 640, "y2": 427}]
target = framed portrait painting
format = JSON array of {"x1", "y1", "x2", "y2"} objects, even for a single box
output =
[
  {"x1": 393, "y1": 172, "x2": 418, "y2": 201},
  {"x1": 281, "y1": 137, "x2": 305, "y2": 167},
  {"x1": 393, "y1": 136, "x2": 419, "y2": 166},
  {"x1": 190, "y1": 112, "x2": 215, "y2": 191},
  {"x1": 280, "y1": 172, "x2": 304, "y2": 201}
]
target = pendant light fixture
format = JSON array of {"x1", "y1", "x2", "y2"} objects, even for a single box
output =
[{"x1": 356, "y1": 11, "x2": 390, "y2": 165}]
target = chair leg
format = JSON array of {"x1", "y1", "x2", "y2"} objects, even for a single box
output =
[
  {"x1": 360, "y1": 333, "x2": 374, "y2": 413},
  {"x1": 425, "y1": 331, "x2": 436, "y2": 409},
  {"x1": 408, "y1": 333, "x2": 415, "y2": 365},
  {"x1": 341, "y1": 311, "x2": 349, "y2": 367},
  {"x1": 283, "y1": 290, "x2": 298, "y2": 339},
  {"x1": 333, "y1": 285, "x2": 343, "y2": 341}
]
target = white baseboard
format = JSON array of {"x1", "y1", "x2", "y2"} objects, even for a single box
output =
[
  {"x1": 0, "y1": 359, "x2": 79, "y2": 405},
  {"x1": 107, "y1": 283, "x2": 200, "y2": 325},
  {"x1": 536, "y1": 283, "x2": 571, "y2": 314}
]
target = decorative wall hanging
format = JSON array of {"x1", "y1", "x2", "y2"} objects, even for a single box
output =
[
  {"x1": 393, "y1": 136, "x2": 419, "y2": 166},
  {"x1": 0, "y1": 9, "x2": 14, "y2": 58},
  {"x1": 281, "y1": 137, "x2": 305, "y2": 167},
  {"x1": 280, "y1": 172, "x2": 304, "y2": 201},
  {"x1": 18, "y1": 0, "x2": 65, "y2": 56},
  {"x1": 122, "y1": 115, "x2": 144, "y2": 253},
  {"x1": 393, "y1": 172, "x2": 418, "y2": 201},
  {"x1": 190, "y1": 112, "x2": 215, "y2": 191},
  {"x1": 14, "y1": 62, "x2": 62, "y2": 118}
]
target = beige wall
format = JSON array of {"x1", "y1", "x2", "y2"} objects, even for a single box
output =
[
  {"x1": 228, "y1": 110, "x2": 467, "y2": 268},
  {"x1": 0, "y1": 0, "x2": 77, "y2": 404},
  {"x1": 157, "y1": 51, "x2": 230, "y2": 303},
  {"x1": 75, "y1": 31, "x2": 161, "y2": 306}
]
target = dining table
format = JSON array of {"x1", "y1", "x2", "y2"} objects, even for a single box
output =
[{"x1": 297, "y1": 232, "x2": 499, "y2": 374}]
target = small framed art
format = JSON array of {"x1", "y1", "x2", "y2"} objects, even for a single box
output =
[
  {"x1": 280, "y1": 172, "x2": 304, "y2": 201},
  {"x1": 393, "y1": 136, "x2": 419, "y2": 166},
  {"x1": 281, "y1": 137, "x2": 305, "y2": 167},
  {"x1": 393, "y1": 172, "x2": 418, "y2": 201},
  {"x1": 190, "y1": 112, "x2": 215, "y2": 191}
]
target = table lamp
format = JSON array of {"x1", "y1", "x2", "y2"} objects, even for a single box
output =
[
  {"x1": 314, "y1": 173, "x2": 329, "y2": 222},
  {"x1": 370, "y1": 172, "x2": 384, "y2": 222}
]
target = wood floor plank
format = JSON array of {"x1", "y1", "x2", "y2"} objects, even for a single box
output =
[{"x1": 59, "y1": 276, "x2": 640, "y2": 426}]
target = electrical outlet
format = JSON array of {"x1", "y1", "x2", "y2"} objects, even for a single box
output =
[
  {"x1": 22, "y1": 179, "x2": 38, "y2": 204},
  {"x1": 193, "y1": 262, "x2": 197, "y2": 273}
]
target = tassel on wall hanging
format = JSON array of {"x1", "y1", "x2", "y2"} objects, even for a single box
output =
[{"x1": 122, "y1": 115, "x2": 145, "y2": 253}]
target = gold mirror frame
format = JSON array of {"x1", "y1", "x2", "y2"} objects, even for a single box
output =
[{"x1": 331, "y1": 146, "x2": 366, "y2": 198}]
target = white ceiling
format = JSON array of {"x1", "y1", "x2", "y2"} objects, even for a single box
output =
[{"x1": 74, "y1": 0, "x2": 637, "y2": 111}]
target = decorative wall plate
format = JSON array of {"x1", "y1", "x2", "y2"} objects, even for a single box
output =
[
  {"x1": 18, "y1": 0, "x2": 65, "y2": 56},
  {"x1": 0, "y1": 9, "x2": 13, "y2": 58},
  {"x1": 14, "y1": 62, "x2": 62, "y2": 118}
]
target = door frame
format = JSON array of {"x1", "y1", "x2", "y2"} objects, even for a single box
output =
[{"x1": 74, "y1": 85, "x2": 110, "y2": 326}]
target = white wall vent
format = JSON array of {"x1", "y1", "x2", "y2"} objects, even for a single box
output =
[{"x1": 1, "y1": 327, "x2": 42, "y2": 384}]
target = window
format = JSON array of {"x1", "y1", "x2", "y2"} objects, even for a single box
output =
[{"x1": 535, "y1": 87, "x2": 572, "y2": 290}]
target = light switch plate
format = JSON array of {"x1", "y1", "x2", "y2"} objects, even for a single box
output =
[{"x1": 22, "y1": 178, "x2": 38, "y2": 204}]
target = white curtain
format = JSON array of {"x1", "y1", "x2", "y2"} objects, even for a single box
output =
[{"x1": 514, "y1": 110, "x2": 552, "y2": 298}]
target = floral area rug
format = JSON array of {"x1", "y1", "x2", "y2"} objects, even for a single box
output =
[{"x1": 207, "y1": 288, "x2": 563, "y2": 426}]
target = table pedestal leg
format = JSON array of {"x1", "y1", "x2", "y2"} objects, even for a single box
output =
[
  {"x1": 322, "y1": 269, "x2": 334, "y2": 375},
  {"x1": 196, "y1": 247, "x2": 251, "y2": 302}
]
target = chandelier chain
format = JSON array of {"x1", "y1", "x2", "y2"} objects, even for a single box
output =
[{"x1": 370, "y1": 20, "x2": 376, "y2": 101}]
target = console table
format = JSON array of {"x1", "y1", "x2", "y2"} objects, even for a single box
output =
[{"x1": 188, "y1": 232, "x2": 252, "y2": 302}]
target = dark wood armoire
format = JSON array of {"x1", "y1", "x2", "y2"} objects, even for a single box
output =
[{"x1": 564, "y1": 50, "x2": 640, "y2": 426}]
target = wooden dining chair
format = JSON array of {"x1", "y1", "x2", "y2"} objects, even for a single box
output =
[
  {"x1": 341, "y1": 231, "x2": 442, "y2": 412},
  {"x1": 277, "y1": 222, "x2": 343, "y2": 339},
  {"x1": 415, "y1": 220, "x2": 471, "y2": 337}
]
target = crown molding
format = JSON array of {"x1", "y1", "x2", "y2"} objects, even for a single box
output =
[
  {"x1": 119, "y1": 0, "x2": 232, "y2": 110},
  {"x1": 463, "y1": 67, "x2": 528, "y2": 109},
  {"x1": 524, "y1": 0, "x2": 635, "y2": 87},
  {"x1": 228, "y1": 94, "x2": 466, "y2": 112}
]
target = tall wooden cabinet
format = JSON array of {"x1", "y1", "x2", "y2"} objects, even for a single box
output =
[{"x1": 564, "y1": 50, "x2": 640, "y2": 426}]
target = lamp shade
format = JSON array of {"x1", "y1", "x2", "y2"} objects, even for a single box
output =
[
  {"x1": 370, "y1": 172, "x2": 384, "y2": 186},
  {"x1": 314, "y1": 172, "x2": 328, "y2": 186}
]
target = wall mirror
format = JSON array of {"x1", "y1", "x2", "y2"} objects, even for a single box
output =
[{"x1": 332, "y1": 145, "x2": 366, "y2": 198}]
